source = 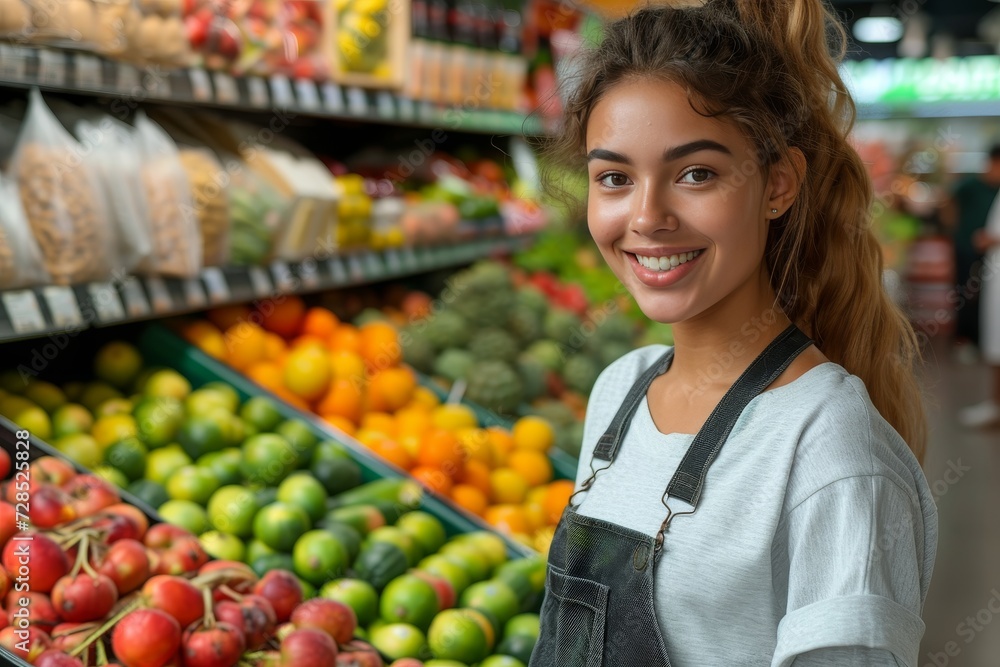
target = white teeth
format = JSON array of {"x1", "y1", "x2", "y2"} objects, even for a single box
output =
[{"x1": 635, "y1": 249, "x2": 702, "y2": 272}]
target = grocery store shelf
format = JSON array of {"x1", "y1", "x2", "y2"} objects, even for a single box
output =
[
  {"x1": 0, "y1": 235, "x2": 533, "y2": 343},
  {"x1": 0, "y1": 46, "x2": 548, "y2": 136}
]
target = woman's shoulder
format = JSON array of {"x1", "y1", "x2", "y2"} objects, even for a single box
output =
[{"x1": 589, "y1": 344, "x2": 672, "y2": 403}]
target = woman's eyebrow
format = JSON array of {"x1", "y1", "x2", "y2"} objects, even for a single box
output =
[
  {"x1": 586, "y1": 148, "x2": 632, "y2": 164},
  {"x1": 663, "y1": 139, "x2": 732, "y2": 161}
]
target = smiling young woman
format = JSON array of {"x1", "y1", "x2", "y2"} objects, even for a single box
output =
[{"x1": 531, "y1": 1, "x2": 938, "y2": 666}]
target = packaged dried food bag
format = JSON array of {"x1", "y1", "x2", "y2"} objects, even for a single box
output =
[
  {"x1": 10, "y1": 89, "x2": 112, "y2": 285},
  {"x1": 132, "y1": 111, "x2": 202, "y2": 277},
  {"x1": 177, "y1": 147, "x2": 231, "y2": 267},
  {"x1": 0, "y1": 173, "x2": 50, "y2": 289},
  {"x1": 75, "y1": 115, "x2": 153, "y2": 273}
]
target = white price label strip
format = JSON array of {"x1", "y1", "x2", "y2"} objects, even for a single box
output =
[
  {"x1": 189, "y1": 69, "x2": 213, "y2": 101},
  {"x1": 74, "y1": 54, "x2": 102, "y2": 89},
  {"x1": 321, "y1": 83, "x2": 344, "y2": 113},
  {"x1": 346, "y1": 87, "x2": 369, "y2": 116},
  {"x1": 376, "y1": 92, "x2": 395, "y2": 118},
  {"x1": 3, "y1": 290, "x2": 45, "y2": 334},
  {"x1": 201, "y1": 268, "x2": 230, "y2": 303},
  {"x1": 270, "y1": 75, "x2": 295, "y2": 108},
  {"x1": 397, "y1": 97, "x2": 416, "y2": 120},
  {"x1": 248, "y1": 266, "x2": 273, "y2": 297},
  {"x1": 298, "y1": 260, "x2": 320, "y2": 289},
  {"x1": 38, "y1": 50, "x2": 66, "y2": 86},
  {"x1": 384, "y1": 250, "x2": 403, "y2": 274},
  {"x1": 0, "y1": 45, "x2": 27, "y2": 80},
  {"x1": 144, "y1": 276, "x2": 172, "y2": 313},
  {"x1": 295, "y1": 79, "x2": 321, "y2": 110},
  {"x1": 183, "y1": 278, "x2": 207, "y2": 308},
  {"x1": 213, "y1": 72, "x2": 239, "y2": 104},
  {"x1": 42, "y1": 286, "x2": 82, "y2": 328},
  {"x1": 328, "y1": 258, "x2": 348, "y2": 284},
  {"x1": 247, "y1": 77, "x2": 270, "y2": 107},
  {"x1": 347, "y1": 255, "x2": 365, "y2": 282},
  {"x1": 88, "y1": 283, "x2": 126, "y2": 323},
  {"x1": 271, "y1": 261, "x2": 295, "y2": 292},
  {"x1": 120, "y1": 278, "x2": 150, "y2": 317},
  {"x1": 117, "y1": 63, "x2": 140, "y2": 92}
]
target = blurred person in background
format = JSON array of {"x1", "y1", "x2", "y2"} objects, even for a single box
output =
[
  {"x1": 942, "y1": 144, "x2": 1000, "y2": 363},
  {"x1": 960, "y1": 199, "x2": 1000, "y2": 427}
]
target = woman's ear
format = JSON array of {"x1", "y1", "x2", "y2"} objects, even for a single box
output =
[{"x1": 766, "y1": 148, "x2": 806, "y2": 216}]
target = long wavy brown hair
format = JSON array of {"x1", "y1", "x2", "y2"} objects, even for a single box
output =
[{"x1": 546, "y1": 0, "x2": 927, "y2": 461}]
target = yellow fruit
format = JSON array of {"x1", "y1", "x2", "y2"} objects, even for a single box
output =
[
  {"x1": 489, "y1": 468, "x2": 529, "y2": 505},
  {"x1": 224, "y1": 322, "x2": 268, "y2": 371},
  {"x1": 534, "y1": 526, "x2": 555, "y2": 555},
  {"x1": 361, "y1": 412, "x2": 396, "y2": 437},
  {"x1": 282, "y1": 345, "x2": 331, "y2": 402},
  {"x1": 485, "y1": 427, "x2": 514, "y2": 466},
  {"x1": 431, "y1": 404, "x2": 477, "y2": 431},
  {"x1": 330, "y1": 351, "x2": 366, "y2": 385},
  {"x1": 92, "y1": 414, "x2": 138, "y2": 449},
  {"x1": 182, "y1": 321, "x2": 227, "y2": 360},
  {"x1": 511, "y1": 416, "x2": 555, "y2": 452},
  {"x1": 367, "y1": 367, "x2": 416, "y2": 413},
  {"x1": 506, "y1": 449, "x2": 553, "y2": 487},
  {"x1": 12, "y1": 405, "x2": 51, "y2": 440},
  {"x1": 410, "y1": 386, "x2": 440, "y2": 410},
  {"x1": 395, "y1": 408, "x2": 431, "y2": 438}
]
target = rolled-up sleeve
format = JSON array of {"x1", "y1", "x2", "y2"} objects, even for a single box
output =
[{"x1": 772, "y1": 475, "x2": 930, "y2": 667}]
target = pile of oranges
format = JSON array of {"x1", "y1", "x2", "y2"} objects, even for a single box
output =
[{"x1": 179, "y1": 296, "x2": 573, "y2": 553}]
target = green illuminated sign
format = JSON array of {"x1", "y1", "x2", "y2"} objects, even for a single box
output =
[{"x1": 841, "y1": 56, "x2": 1000, "y2": 104}]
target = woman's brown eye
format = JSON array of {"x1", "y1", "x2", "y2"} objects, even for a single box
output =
[
  {"x1": 610, "y1": 174, "x2": 628, "y2": 186},
  {"x1": 690, "y1": 170, "x2": 709, "y2": 182}
]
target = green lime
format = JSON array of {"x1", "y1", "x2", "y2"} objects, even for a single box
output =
[
  {"x1": 424, "y1": 661, "x2": 470, "y2": 667},
  {"x1": 166, "y1": 465, "x2": 221, "y2": 505},
  {"x1": 241, "y1": 434, "x2": 298, "y2": 487},
  {"x1": 323, "y1": 505, "x2": 385, "y2": 537},
  {"x1": 197, "y1": 449, "x2": 243, "y2": 486},
  {"x1": 207, "y1": 485, "x2": 260, "y2": 537},
  {"x1": 319, "y1": 522, "x2": 362, "y2": 563},
  {"x1": 438, "y1": 542, "x2": 491, "y2": 582},
  {"x1": 456, "y1": 532, "x2": 506, "y2": 569},
  {"x1": 93, "y1": 465, "x2": 128, "y2": 489},
  {"x1": 143, "y1": 370, "x2": 191, "y2": 401},
  {"x1": 427, "y1": 609, "x2": 490, "y2": 664},
  {"x1": 134, "y1": 397, "x2": 183, "y2": 449},
  {"x1": 23, "y1": 381, "x2": 66, "y2": 414},
  {"x1": 177, "y1": 417, "x2": 227, "y2": 460},
  {"x1": 239, "y1": 396, "x2": 283, "y2": 433},
  {"x1": 94, "y1": 342, "x2": 144, "y2": 390},
  {"x1": 54, "y1": 433, "x2": 102, "y2": 469},
  {"x1": 380, "y1": 574, "x2": 439, "y2": 631},
  {"x1": 185, "y1": 388, "x2": 234, "y2": 418},
  {"x1": 104, "y1": 437, "x2": 148, "y2": 482},
  {"x1": 370, "y1": 623, "x2": 429, "y2": 661},
  {"x1": 200, "y1": 530, "x2": 246, "y2": 561},
  {"x1": 126, "y1": 479, "x2": 169, "y2": 509},
  {"x1": 480, "y1": 656, "x2": 526, "y2": 667},
  {"x1": 276, "y1": 473, "x2": 328, "y2": 523},
  {"x1": 96, "y1": 398, "x2": 133, "y2": 418},
  {"x1": 320, "y1": 578, "x2": 379, "y2": 627},
  {"x1": 396, "y1": 511, "x2": 447, "y2": 556},
  {"x1": 80, "y1": 383, "x2": 123, "y2": 414},
  {"x1": 131, "y1": 366, "x2": 164, "y2": 395},
  {"x1": 310, "y1": 457, "x2": 362, "y2": 496},
  {"x1": 251, "y1": 553, "x2": 295, "y2": 577},
  {"x1": 367, "y1": 527, "x2": 422, "y2": 567},
  {"x1": 496, "y1": 634, "x2": 535, "y2": 664},
  {"x1": 145, "y1": 445, "x2": 192, "y2": 485},
  {"x1": 292, "y1": 530, "x2": 348, "y2": 585},
  {"x1": 51, "y1": 403, "x2": 94, "y2": 439},
  {"x1": 246, "y1": 539, "x2": 277, "y2": 563},
  {"x1": 417, "y1": 555, "x2": 471, "y2": 597},
  {"x1": 312, "y1": 441, "x2": 352, "y2": 463},
  {"x1": 253, "y1": 502, "x2": 311, "y2": 552},
  {"x1": 159, "y1": 499, "x2": 210, "y2": 534},
  {"x1": 275, "y1": 419, "x2": 318, "y2": 466},
  {"x1": 201, "y1": 382, "x2": 240, "y2": 413},
  {"x1": 460, "y1": 580, "x2": 519, "y2": 630}
]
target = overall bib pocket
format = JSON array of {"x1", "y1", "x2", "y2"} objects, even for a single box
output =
[{"x1": 533, "y1": 567, "x2": 610, "y2": 667}]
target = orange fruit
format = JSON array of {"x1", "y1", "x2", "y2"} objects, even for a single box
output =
[
  {"x1": 246, "y1": 361, "x2": 284, "y2": 391},
  {"x1": 207, "y1": 304, "x2": 251, "y2": 331},
  {"x1": 361, "y1": 412, "x2": 396, "y2": 437},
  {"x1": 489, "y1": 468, "x2": 529, "y2": 504},
  {"x1": 181, "y1": 321, "x2": 226, "y2": 360},
  {"x1": 456, "y1": 460, "x2": 492, "y2": 496},
  {"x1": 359, "y1": 321, "x2": 401, "y2": 372},
  {"x1": 282, "y1": 345, "x2": 331, "y2": 402},
  {"x1": 369, "y1": 438, "x2": 413, "y2": 470},
  {"x1": 399, "y1": 434, "x2": 422, "y2": 458},
  {"x1": 410, "y1": 387, "x2": 441, "y2": 410},
  {"x1": 401, "y1": 291, "x2": 432, "y2": 320},
  {"x1": 543, "y1": 480, "x2": 576, "y2": 525},
  {"x1": 368, "y1": 367, "x2": 417, "y2": 413},
  {"x1": 263, "y1": 333, "x2": 287, "y2": 362},
  {"x1": 451, "y1": 484, "x2": 488, "y2": 516},
  {"x1": 411, "y1": 465, "x2": 453, "y2": 495},
  {"x1": 329, "y1": 324, "x2": 362, "y2": 354},
  {"x1": 322, "y1": 414, "x2": 357, "y2": 436},
  {"x1": 302, "y1": 307, "x2": 340, "y2": 339},
  {"x1": 457, "y1": 429, "x2": 493, "y2": 467},
  {"x1": 512, "y1": 416, "x2": 555, "y2": 452},
  {"x1": 395, "y1": 408, "x2": 431, "y2": 439},
  {"x1": 417, "y1": 429, "x2": 465, "y2": 478},
  {"x1": 431, "y1": 404, "x2": 477, "y2": 431},
  {"x1": 260, "y1": 295, "x2": 306, "y2": 338},
  {"x1": 523, "y1": 500, "x2": 546, "y2": 531},
  {"x1": 507, "y1": 449, "x2": 554, "y2": 487},
  {"x1": 317, "y1": 378, "x2": 364, "y2": 425},
  {"x1": 330, "y1": 351, "x2": 366, "y2": 385},
  {"x1": 224, "y1": 322, "x2": 268, "y2": 371},
  {"x1": 290, "y1": 335, "x2": 328, "y2": 353},
  {"x1": 484, "y1": 504, "x2": 531, "y2": 535},
  {"x1": 485, "y1": 427, "x2": 515, "y2": 466},
  {"x1": 526, "y1": 486, "x2": 548, "y2": 507}
]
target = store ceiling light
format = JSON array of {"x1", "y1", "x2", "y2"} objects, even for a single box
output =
[{"x1": 853, "y1": 17, "x2": 905, "y2": 43}]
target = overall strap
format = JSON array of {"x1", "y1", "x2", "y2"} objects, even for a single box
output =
[
  {"x1": 592, "y1": 349, "x2": 675, "y2": 462},
  {"x1": 665, "y1": 324, "x2": 813, "y2": 508}
]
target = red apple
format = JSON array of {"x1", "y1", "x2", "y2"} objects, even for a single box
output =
[
  {"x1": 153, "y1": 537, "x2": 208, "y2": 576},
  {"x1": 49, "y1": 622, "x2": 99, "y2": 662},
  {"x1": 63, "y1": 475, "x2": 119, "y2": 517},
  {"x1": 6, "y1": 591, "x2": 59, "y2": 631},
  {"x1": 279, "y1": 628, "x2": 337, "y2": 667},
  {"x1": 29, "y1": 486, "x2": 77, "y2": 529},
  {"x1": 34, "y1": 649, "x2": 84, "y2": 667},
  {"x1": 0, "y1": 502, "x2": 17, "y2": 546},
  {"x1": 92, "y1": 513, "x2": 142, "y2": 544},
  {"x1": 0, "y1": 625, "x2": 52, "y2": 662},
  {"x1": 141, "y1": 575, "x2": 204, "y2": 629},
  {"x1": 198, "y1": 560, "x2": 257, "y2": 600},
  {"x1": 95, "y1": 539, "x2": 150, "y2": 594},
  {"x1": 111, "y1": 608, "x2": 181, "y2": 667},
  {"x1": 181, "y1": 621, "x2": 245, "y2": 667},
  {"x1": 0, "y1": 449, "x2": 10, "y2": 480},
  {"x1": 2, "y1": 532, "x2": 70, "y2": 593},
  {"x1": 335, "y1": 641, "x2": 382, "y2": 667},
  {"x1": 0, "y1": 568, "x2": 10, "y2": 600},
  {"x1": 291, "y1": 598, "x2": 356, "y2": 645},
  {"x1": 410, "y1": 570, "x2": 455, "y2": 610},
  {"x1": 143, "y1": 524, "x2": 191, "y2": 551},
  {"x1": 101, "y1": 505, "x2": 149, "y2": 540},
  {"x1": 30, "y1": 458, "x2": 76, "y2": 487},
  {"x1": 214, "y1": 594, "x2": 276, "y2": 650},
  {"x1": 252, "y1": 570, "x2": 302, "y2": 623},
  {"x1": 51, "y1": 573, "x2": 118, "y2": 623}
]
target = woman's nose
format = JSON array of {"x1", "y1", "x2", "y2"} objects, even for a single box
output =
[{"x1": 632, "y1": 181, "x2": 679, "y2": 234}]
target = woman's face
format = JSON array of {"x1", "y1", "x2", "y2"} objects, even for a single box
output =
[{"x1": 586, "y1": 77, "x2": 778, "y2": 325}]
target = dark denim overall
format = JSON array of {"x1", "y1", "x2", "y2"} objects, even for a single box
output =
[{"x1": 530, "y1": 325, "x2": 813, "y2": 667}]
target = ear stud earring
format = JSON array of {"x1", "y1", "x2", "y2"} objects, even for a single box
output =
[{"x1": 771, "y1": 208, "x2": 778, "y2": 214}]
